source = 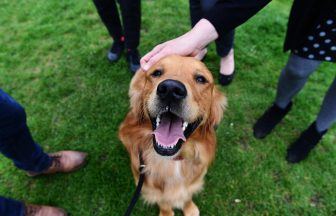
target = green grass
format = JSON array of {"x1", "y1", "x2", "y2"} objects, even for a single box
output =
[{"x1": 0, "y1": 0, "x2": 336, "y2": 215}]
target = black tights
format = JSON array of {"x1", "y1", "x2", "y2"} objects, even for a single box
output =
[{"x1": 93, "y1": 0, "x2": 141, "y2": 49}]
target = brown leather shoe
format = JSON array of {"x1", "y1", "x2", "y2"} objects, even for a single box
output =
[
  {"x1": 27, "y1": 151, "x2": 87, "y2": 177},
  {"x1": 25, "y1": 204, "x2": 67, "y2": 216}
]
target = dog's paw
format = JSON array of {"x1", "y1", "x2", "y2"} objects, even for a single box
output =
[
  {"x1": 159, "y1": 210, "x2": 174, "y2": 216},
  {"x1": 183, "y1": 201, "x2": 200, "y2": 216}
]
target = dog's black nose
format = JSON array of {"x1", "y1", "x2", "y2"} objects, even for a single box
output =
[{"x1": 157, "y1": 79, "x2": 187, "y2": 101}]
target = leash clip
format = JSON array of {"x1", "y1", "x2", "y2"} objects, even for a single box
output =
[{"x1": 139, "y1": 164, "x2": 146, "y2": 173}]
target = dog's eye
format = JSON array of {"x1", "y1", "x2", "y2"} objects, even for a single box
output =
[
  {"x1": 195, "y1": 75, "x2": 207, "y2": 84},
  {"x1": 151, "y1": 69, "x2": 163, "y2": 77}
]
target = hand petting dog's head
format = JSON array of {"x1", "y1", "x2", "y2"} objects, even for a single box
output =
[{"x1": 129, "y1": 55, "x2": 226, "y2": 157}]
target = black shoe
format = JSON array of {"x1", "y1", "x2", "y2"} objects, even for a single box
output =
[
  {"x1": 107, "y1": 41, "x2": 124, "y2": 62},
  {"x1": 253, "y1": 102, "x2": 292, "y2": 139},
  {"x1": 286, "y1": 122, "x2": 327, "y2": 163},
  {"x1": 126, "y1": 49, "x2": 140, "y2": 74},
  {"x1": 219, "y1": 71, "x2": 235, "y2": 86}
]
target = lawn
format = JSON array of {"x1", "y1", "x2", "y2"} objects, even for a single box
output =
[{"x1": 0, "y1": 0, "x2": 336, "y2": 215}]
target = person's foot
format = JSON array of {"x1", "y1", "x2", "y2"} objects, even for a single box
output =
[
  {"x1": 219, "y1": 49, "x2": 235, "y2": 86},
  {"x1": 107, "y1": 41, "x2": 125, "y2": 62},
  {"x1": 286, "y1": 122, "x2": 327, "y2": 163},
  {"x1": 126, "y1": 49, "x2": 140, "y2": 74},
  {"x1": 27, "y1": 151, "x2": 88, "y2": 177},
  {"x1": 219, "y1": 71, "x2": 235, "y2": 86},
  {"x1": 253, "y1": 102, "x2": 292, "y2": 139},
  {"x1": 25, "y1": 204, "x2": 67, "y2": 216}
]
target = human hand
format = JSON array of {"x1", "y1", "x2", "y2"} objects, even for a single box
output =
[{"x1": 140, "y1": 19, "x2": 218, "y2": 71}]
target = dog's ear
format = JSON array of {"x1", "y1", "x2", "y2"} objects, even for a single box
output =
[
  {"x1": 206, "y1": 86, "x2": 227, "y2": 129},
  {"x1": 129, "y1": 69, "x2": 147, "y2": 122}
]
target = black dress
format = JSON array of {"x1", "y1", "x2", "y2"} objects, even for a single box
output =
[{"x1": 293, "y1": 15, "x2": 336, "y2": 62}]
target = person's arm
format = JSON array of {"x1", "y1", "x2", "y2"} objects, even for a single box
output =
[
  {"x1": 141, "y1": 0, "x2": 271, "y2": 71},
  {"x1": 204, "y1": 0, "x2": 271, "y2": 38}
]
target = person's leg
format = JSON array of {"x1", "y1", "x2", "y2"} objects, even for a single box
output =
[
  {"x1": 275, "y1": 54, "x2": 322, "y2": 108},
  {"x1": 0, "y1": 89, "x2": 52, "y2": 173},
  {"x1": 286, "y1": 77, "x2": 336, "y2": 163},
  {"x1": 0, "y1": 89, "x2": 87, "y2": 176},
  {"x1": 0, "y1": 90, "x2": 86, "y2": 215},
  {"x1": 254, "y1": 54, "x2": 321, "y2": 139},
  {"x1": 118, "y1": 0, "x2": 141, "y2": 50},
  {"x1": 93, "y1": 0, "x2": 123, "y2": 42},
  {"x1": 216, "y1": 30, "x2": 235, "y2": 58},
  {"x1": 316, "y1": 77, "x2": 336, "y2": 132},
  {"x1": 0, "y1": 197, "x2": 24, "y2": 216},
  {"x1": 217, "y1": 30, "x2": 235, "y2": 85},
  {"x1": 118, "y1": 0, "x2": 141, "y2": 73},
  {"x1": 93, "y1": 0, "x2": 125, "y2": 62}
]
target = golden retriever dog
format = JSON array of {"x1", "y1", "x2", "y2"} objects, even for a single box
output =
[{"x1": 119, "y1": 55, "x2": 226, "y2": 216}]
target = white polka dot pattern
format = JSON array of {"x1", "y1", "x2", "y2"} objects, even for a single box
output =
[{"x1": 295, "y1": 16, "x2": 335, "y2": 62}]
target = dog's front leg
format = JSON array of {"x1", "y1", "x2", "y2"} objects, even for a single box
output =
[
  {"x1": 183, "y1": 200, "x2": 199, "y2": 216},
  {"x1": 158, "y1": 202, "x2": 174, "y2": 216}
]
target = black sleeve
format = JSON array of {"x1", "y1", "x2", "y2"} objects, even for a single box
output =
[{"x1": 204, "y1": 0, "x2": 272, "y2": 38}]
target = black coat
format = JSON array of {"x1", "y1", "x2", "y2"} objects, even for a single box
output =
[{"x1": 204, "y1": 0, "x2": 336, "y2": 52}]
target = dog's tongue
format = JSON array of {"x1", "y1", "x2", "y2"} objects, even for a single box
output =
[{"x1": 153, "y1": 114, "x2": 186, "y2": 147}]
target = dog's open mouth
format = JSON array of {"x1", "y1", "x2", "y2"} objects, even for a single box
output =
[{"x1": 151, "y1": 109, "x2": 201, "y2": 157}]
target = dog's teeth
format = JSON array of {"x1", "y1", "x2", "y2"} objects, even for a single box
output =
[
  {"x1": 156, "y1": 116, "x2": 161, "y2": 127},
  {"x1": 182, "y1": 122, "x2": 188, "y2": 131},
  {"x1": 165, "y1": 106, "x2": 169, "y2": 111}
]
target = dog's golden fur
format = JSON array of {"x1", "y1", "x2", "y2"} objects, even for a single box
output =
[{"x1": 119, "y1": 55, "x2": 226, "y2": 216}]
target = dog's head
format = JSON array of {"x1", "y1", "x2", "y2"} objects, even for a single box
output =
[{"x1": 129, "y1": 55, "x2": 226, "y2": 157}]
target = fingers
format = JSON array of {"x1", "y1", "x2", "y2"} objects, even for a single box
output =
[
  {"x1": 140, "y1": 44, "x2": 165, "y2": 71},
  {"x1": 193, "y1": 48, "x2": 207, "y2": 60},
  {"x1": 143, "y1": 51, "x2": 168, "y2": 71}
]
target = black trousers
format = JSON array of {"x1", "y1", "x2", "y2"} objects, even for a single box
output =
[
  {"x1": 189, "y1": 0, "x2": 234, "y2": 57},
  {"x1": 93, "y1": 0, "x2": 141, "y2": 50}
]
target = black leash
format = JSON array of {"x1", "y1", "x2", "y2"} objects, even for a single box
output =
[{"x1": 123, "y1": 151, "x2": 146, "y2": 216}]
